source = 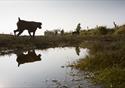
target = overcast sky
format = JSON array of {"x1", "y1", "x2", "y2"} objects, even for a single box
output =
[{"x1": 0, "y1": 0, "x2": 125, "y2": 35}]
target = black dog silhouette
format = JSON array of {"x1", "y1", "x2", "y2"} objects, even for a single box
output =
[
  {"x1": 15, "y1": 50, "x2": 41, "y2": 67},
  {"x1": 14, "y1": 17, "x2": 42, "y2": 37}
]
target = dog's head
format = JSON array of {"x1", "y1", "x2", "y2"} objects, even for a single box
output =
[{"x1": 37, "y1": 22, "x2": 42, "y2": 29}]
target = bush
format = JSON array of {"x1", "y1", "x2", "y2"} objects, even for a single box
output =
[{"x1": 97, "y1": 26, "x2": 108, "y2": 35}]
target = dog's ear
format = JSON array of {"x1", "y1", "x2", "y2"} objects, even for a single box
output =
[{"x1": 18, "y1": 17, "x2": 21, "y2": 21}]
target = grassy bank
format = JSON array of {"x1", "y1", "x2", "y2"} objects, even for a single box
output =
[
  {"x1": 0, "y1": 34, "x2": 112, "y2": 50},
  {"x1": 0, "y1": 34, "x2": 86, "y2": 55},
  {"x1": 0, "y1": 34, "x2": 77, "y2": 49},
  {"x1": 73, "y1": 35, "x2": 125, "y2": 88}
]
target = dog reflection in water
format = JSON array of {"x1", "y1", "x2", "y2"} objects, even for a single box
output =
[{"x1": 15, "y1": 50, "x2": 41, "y2": 67}]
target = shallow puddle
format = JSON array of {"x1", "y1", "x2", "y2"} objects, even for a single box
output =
[{"x1": 0, "y1": 47, "x2": 101, "y2": 88}]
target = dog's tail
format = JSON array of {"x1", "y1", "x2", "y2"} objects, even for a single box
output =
[{"x1": 18, "y1": 17, "x2": 21, "y2": 21}]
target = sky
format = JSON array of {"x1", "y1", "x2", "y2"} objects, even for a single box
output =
[{"x1": 0, "y1": 0, "x2": 125, "y2": 35}]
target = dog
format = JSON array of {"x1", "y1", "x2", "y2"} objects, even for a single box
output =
[{"x1": 14, "y1": 17, "x2": 42, "y2": 37}]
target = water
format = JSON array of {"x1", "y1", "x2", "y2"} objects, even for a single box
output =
[{"x1": 0, "y1": 47, "x2": 100, "y2": 88}]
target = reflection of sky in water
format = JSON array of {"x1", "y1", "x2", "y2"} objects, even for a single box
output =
[{"x1": 0, "y1": 47, "x2": 94, "y2": 88}]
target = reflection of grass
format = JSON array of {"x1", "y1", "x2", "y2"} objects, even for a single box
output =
[{"x1": 73, "y1": 35, "x2": 125, "y2": 88}]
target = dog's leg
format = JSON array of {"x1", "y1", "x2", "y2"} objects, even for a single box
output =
[
  {"x1": 17, "y1": 30, "x2": 23, "y2": 36},
  {"x1": 28, "y1": 31, "x2": 32, "y2": 37},
  {"x1": 33, "y1": 31, "x2": 36, "y2": 37},
  {"x1": 14, "y1": 29, "x2": 18, "y2": 35}
]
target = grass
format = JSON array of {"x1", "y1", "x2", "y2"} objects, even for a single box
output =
[
  {"x1": 94, "y1": 68, "x2": 125, "y2": 88},
  {"x1": 72, "y1": 34, "x2": 125, "y2": 88},
  {"x1": 0, "y1": 34, "x2": 85, "y2": 54},
  {"x1": 0, "y1": 34, "x2": 99, "y2": 50}
]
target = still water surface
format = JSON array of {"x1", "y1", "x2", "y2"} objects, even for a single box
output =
[{"x1": 0, "y1": 47, "x2": 100, "y2": 88}]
